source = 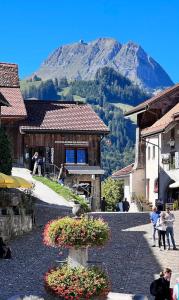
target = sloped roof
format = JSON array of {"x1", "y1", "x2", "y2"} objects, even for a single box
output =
[
  {"x1": 0, "y1": 92, "x2": 10, "y2": 107},
  {"x1": 125, "y1": 84, "x2": 179, "y2": 116},
  {"x1": 0, "y1": 63, "x2": 27, "y2": 118},
  {"x1": 1, "y1": 87, "x2": 27, "y2": 118},
  {"x1": 141, "y1": 103, "x2": 179, "y2": 136},
  {"x1": 20, "y1": 100, "x2": 109, "y2": 133},
  {"x1": 0, "y1": 63, "x2": 19, "y2": 87},
  {"x1": 111, "y1": 163, "x2": 134, "y2": 178}
]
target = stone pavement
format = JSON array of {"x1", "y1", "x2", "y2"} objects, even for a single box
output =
[
  {"x1": 90, "y1": 212, "x2": 179, "y2": 299},
  {"x1": 1, "y1": 196, "x2": 179, "y2": 299}
]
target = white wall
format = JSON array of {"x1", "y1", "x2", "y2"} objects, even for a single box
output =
[
  {"x1": 131, "y1": 168, "x2": 145, "y2": 199},
  {"x1": 160, "y1": 124, "x2": 179, "y2": 201},
  {"x1": 124, "y1": 176, "x2": 130, "y2": 201},
  {"x1": 145, "y1": 135, "x2": 159, "y2": 206}
]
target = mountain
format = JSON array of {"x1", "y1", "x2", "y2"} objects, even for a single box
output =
[{"x1": 32, "y1": 38, "x2": 173, "y2": 92}]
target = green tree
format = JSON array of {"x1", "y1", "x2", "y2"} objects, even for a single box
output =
[
  {"x1": 0, "y1": 127, "x2": 12, "y2": 175},
  {"x1": 102, "y1": 178, "x2": 124, "y2": 211}
]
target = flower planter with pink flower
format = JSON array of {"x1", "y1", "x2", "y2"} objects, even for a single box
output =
[{"x1": 43, "y1": 216, "x2": 110, "y2": 299}]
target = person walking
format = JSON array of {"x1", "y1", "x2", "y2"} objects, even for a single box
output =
[
  {"x1": 150, "y1": 268, "x2": 172, "y2": 300},
  {"x1": 150, "y1": 207, "x2": 160, "y2": 247},
  {"x1": 156, "y1": 212, "x2": 167, "y2": 251},
  {"x1": 122, "y1": 198, "x2": 130, "y2": 212},
  {"x1": 166, "y1": 207, "x2": 177, "y2": 250}
]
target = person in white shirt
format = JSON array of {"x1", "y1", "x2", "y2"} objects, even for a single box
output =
[
  {"x1": 156, "y1": 212, "x2": 167, "y2": 251},
  {"x1": 166, "y1": 207, "x2": 177, "y2": 250}
]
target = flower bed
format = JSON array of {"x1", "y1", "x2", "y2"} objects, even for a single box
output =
[
  {"x1": 44, "y1": 265, "x2": 110, "y2": 300},
  {"x1": 43, "y1": 216, "x2": 110, "y2": 249}
]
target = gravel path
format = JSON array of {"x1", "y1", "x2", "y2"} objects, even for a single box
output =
[
  {"x1": 1, "y1": 204, "x2": 179, "y2": 299},
  {"x1": 0, "y1": 203, "x2": 71, "y2": 300},
  {"x1": 90, "y1": 212, "x2": 179, "y2": 299}
]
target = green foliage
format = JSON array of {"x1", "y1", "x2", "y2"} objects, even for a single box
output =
[
  {"x1": 93, "y1": 102, "x2": 135, "y2": 177},
  {"x1": 102, "y1": 178, "x2": 124, "y2": 211},
  {"x1": 70, "y1": 66, "x2": 149, "y2": 106},
  {"x1": 33, "y1": 176, "x2": 89, "y2": 212},
  {"x1": 22, "y1": 79, "x2": 59, "y2": 100},
  {"x1": 0, "y1": 127, "x2": 12, "y2": 175},
  {"x1": 58, "y1": 77, "x2": 69, "y2": 88},
  {"x1": 45, "y1": 265, "x2": 109, "y2": 299},
  {"x1": 43, "y1": 216, "x2": 110, "y2": 248}
]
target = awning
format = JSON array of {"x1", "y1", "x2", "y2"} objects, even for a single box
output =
[
  {"x1": 66, "y1": 165, "x2": 105, "y2": 175},
  {"x1": 0, "y1": 174, "x2": 32, "y2": 189},
  {"x1": 169, "y1": 182, "x2": 179, "y2": 189},
  {"x1": 0, "y1": 173, "x2": 15, "y2": 184}
]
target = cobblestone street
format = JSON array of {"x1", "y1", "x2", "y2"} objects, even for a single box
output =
[{"x1": 1, "y1": 207, "x2": 179, "y2": 299}]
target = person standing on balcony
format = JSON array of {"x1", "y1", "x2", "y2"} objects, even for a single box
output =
[
  {"x1": 166, "y1": 207, "x2": 177, "y2": 250},
  {"x1": 150, "y1": 206, "x2": 160, "y2": 247}
]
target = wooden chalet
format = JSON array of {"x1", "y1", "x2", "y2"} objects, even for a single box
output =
[{"x1": 0, "y1": 63, "x2": 109, "y2": 210}]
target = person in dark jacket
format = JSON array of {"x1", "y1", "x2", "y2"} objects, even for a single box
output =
[
  {"x1": 0, "y1": 237, "x2": 12, "y2": 259},
  {"x1": 122, "y1": 198, "x2": 130, "y2": 212},
  {"x1": 101, "y1": 197, "x2": 106, "y2": 212},
  {"x1": 150, "y1": 268, "x2": 172, "y2": 300}
]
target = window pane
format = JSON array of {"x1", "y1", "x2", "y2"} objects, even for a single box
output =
[
  {"x1": 77, "y1": 149, "x2": 86, "y2": 163},
  {"x1": 66, "y1": 149, "x2": 75, "y2": 163},
  {"x1": 153, "y1": 146, "x2": 155, "y2": 159}
]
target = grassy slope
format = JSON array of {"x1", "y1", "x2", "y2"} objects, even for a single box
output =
[
  {"x1": 20, "y1": 80, "x2": 42, "y2": 93},
  {"x1": 33, "y1": 176, "x2": 89, "y2": 211},
  {"x1": 111, "y1": 102, "x2": 137, "y2": 124}
]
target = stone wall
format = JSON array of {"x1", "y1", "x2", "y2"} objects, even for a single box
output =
[{"x1": 0, "y1": 212, "x2": 32, "y2": 241}]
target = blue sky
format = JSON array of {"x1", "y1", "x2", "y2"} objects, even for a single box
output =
[{"x1": 0, "y1": 0, "x2": 179, "y2": 82}]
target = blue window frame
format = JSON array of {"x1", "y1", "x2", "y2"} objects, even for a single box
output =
[
  {"x1": 65, "y1": 148, "x2": 87, "y2": 164},
  {"x1": 77, "y1": 149, "x2": 86, "y2": 164},
  {"x1": 65, "y1": 149, "x2": 75, "y2": 163}
]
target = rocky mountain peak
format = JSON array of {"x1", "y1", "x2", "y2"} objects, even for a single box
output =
[{"x1": 33, "y1": 37, "x2": 173, "y2": 92}]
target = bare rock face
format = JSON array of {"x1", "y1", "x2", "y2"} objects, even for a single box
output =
[{"x1": 33, "y1": 38, "x2": 173, "y2": 92}]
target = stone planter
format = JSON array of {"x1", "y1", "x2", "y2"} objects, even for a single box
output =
[
  {"x1": 72, "y1": 203, "x2": 81, "y2": 216},
  {"x1": 68, "y1": 247, "x2": 88, "y2": 267}
]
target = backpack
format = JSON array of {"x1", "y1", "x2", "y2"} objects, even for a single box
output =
[{"x1": 150, "y1": 278, "x2": 161, "y2": 296}]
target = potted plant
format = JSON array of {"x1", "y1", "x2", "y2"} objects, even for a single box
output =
[
  {"x1": 45, "y1": 265, "x2": 110, "y2": 300},
  {"x1": 43, "y1": 216, "x2": 110, "y2": 267},
  {"x1": 43, "y1": 216, "x2": 110, "y2": 299}
]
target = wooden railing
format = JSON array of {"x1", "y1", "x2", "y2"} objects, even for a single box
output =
[{"x1": 43, "y1": 163, "x2": 60, "y2": 180}]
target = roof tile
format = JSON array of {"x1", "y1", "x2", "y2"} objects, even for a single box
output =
[
  {"x1": 1, "y1": 87, "x2": 27, "y2": 117},
  {"x1": 111, "y1": 163, "x2": 134, "y2": 178},
  {"x1": 20, "y1": 101, "x2": 109, "y2": 133},
  {"x1": 141, "y1": 103, "x2": 179, "y2": 136}
]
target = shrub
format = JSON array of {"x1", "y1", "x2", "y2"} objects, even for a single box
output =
[
  {"x1": 44, "y1": 265, "x2": 110, "y2": 300},
  {"x1": 0, "y1": 127, "x2": 12, "y2": 175},
  {"x1": 43, "y1": 216, "x2": 110, "y2": 249},
  {"x1": 102, "y1": 178, "x2": 124, "y2": 211}
]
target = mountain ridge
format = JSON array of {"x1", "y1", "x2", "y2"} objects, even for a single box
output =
[{"x1": 32, "y1": 37, "x2": 174, "y2": 92}]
